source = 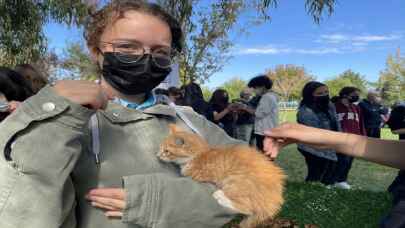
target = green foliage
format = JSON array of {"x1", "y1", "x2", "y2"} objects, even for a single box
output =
[
  {"x1": 377, "y1": 49, "x2": 405, "y2": 106},
  {"x1": 0, "y1": 0, "x2": 89, "y2": 66},
  {"x1": 60, "y1": 42, "x2": 98, "y2": 81},
  {"x1": 267, "y1": 64, "x2": 314, "y2": 102},
  {"x1": 220, "y1": 77, "x2": 247, "y2": 101},
  {"x1": 202, "y1": 86, "x2": 213, "y2": 101},
  {"x1": 324, "y1": 70, "x2": 369, "y2": 97},
  {"x1": 160, "y1": 0, "x2": 266, "y2": 84}
]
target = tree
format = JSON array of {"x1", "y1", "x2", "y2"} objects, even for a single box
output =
[
  {"x1": 0, "y1": 0, "x2": 90, "y2": 67},
  {"x1": 377, "y1": 48, "x2": 405, "y2": 105},
  {"x1": 59, "y1": 42, "x2": 99, "y2": 81},
  {"x1": 378, "y1": 73, "x2": 401, "y2": 106},
  {"x1": 34, "y1": 50, "x2": 60, "y2": 83},
  {"x1": 159, "y1": 0, "x2": 261, "y2": 84},
  {"x1": 220, "y1": 77, "x2": 247, "y2": 101},
  {"x1": 266, "y1": 64, "x2": 313, "y2": 102},
  {"x1": 158, "y1": 0, "x2": 337, "y2": 84},
  {"x1": 324, "y1": 70, "x2": 369, "y2": 97}
]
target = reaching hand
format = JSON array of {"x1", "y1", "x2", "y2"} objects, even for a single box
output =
[{"x1": 263, "y1": 123, "x2": 339, "y2": 158}]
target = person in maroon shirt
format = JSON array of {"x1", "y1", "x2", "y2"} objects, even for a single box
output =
[{"x1": 333, "y1": 87, "x2": 366, "y2": 189}]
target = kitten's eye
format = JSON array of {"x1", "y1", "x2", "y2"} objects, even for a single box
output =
[{"x1": 175, "y1": 138, "x2": 185, "y2": 146}]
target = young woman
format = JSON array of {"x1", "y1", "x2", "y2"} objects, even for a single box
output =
[
  {"x1": 207, "y1": 88, "x2": 238, "y2": 137},
  {"x1": 333, "y1": 86, "x2": 366, "y2": 189},
  {"x1": 0, "y1": 1, "x2": 240, "y2": 227},
  {"x1": 296, "y1": 81, "x2": 340, "y2": 186}
]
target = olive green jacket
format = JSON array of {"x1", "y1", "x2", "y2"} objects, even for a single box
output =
[{"x1": 0, "y1": 87, "x2": 239, "y2": 228}]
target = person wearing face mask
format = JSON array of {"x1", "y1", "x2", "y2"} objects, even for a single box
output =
[
  {"x1": 206, "y1": 89, "x2": 238, "y2": 137},
  {"x1": 359, "y1": 90, "x2": 388, "y2": 138},
  {"x1": 332, "y1": 87, "x2": 366, "y2": 190},
  {"x1": 296, "y1": 81, "x2": 341, "y2": 186},
  {"x1": 247, "y1": 75, "x2": 278, "y2": 152},
  {"x1": 233, "y1": 88, "x2": 255, "y2": 143},
  {"x1": 0, "y1": 1, "x2": 242, "y2": 228}
]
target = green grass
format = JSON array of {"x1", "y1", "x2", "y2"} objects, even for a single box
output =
[
  {"x1": 278, "y1": 182, "x2": 391, "y2": 228},
  {"x1": 269, "y1": 145, "x2": 396, "y2": 228},
  {"x1": 225, "y1": 111, "x2": 398, "y2": 227}
]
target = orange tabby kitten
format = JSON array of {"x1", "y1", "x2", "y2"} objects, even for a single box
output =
[{"x1": 158, "y1": 124, "x2": 286, "y2": 228}]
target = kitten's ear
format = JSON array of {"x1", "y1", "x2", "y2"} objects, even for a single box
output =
[{"x1": 169, "y1": 124, "x2": 183, "y2": 134}]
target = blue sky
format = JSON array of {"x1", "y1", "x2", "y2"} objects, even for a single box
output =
[{"x1": 44, "y1": 0, "x2": 405, "y2": 89}]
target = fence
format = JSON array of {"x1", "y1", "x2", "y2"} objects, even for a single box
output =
[{"x1": 279, "y1": 101, "x2": 299, "y2": 111}]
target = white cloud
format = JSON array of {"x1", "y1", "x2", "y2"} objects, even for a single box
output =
[
  {"x1": 295, "y1": 48, "x2": 342, "y2": 54},
  {"x1": 319, "y1": 34, "x2": 350, "y2": 43},
  {"x1": 234, "y1": 32, "x2": 403, "y2": 56},
  {"x1": 239, "y1": 47, "x2": 286, "y2": 54},
  {"x1": 318, "y1": 33, "x2": 402, "y2": 44},
  {"x1": 352, "y1": 35, "x2": 401, "y2": 42},
  {"x1": 235, "y1": 46, "x2": 342, "y2": 55}
]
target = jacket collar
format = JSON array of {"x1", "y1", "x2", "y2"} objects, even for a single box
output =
[{"x1": 100, "y1": 102, "x2": 176, "y2": 123}]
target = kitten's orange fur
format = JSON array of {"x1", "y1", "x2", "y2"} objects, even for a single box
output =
[{"x1": 159, "y1": 124, "x2": 286, "y2": 228}]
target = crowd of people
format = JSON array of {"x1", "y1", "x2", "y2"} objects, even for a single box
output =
[
  {"x1": 154, "y1": 75, "x2": 279, "y2": 153},
  {"x1": 0, "y1": 0, "x2": 404, "y2": 228}
]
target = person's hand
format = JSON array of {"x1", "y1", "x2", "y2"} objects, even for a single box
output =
[
  {"x1": 52, "y1": 80, "x2": 112, "y2": 110},
  {"x1": 86, "y1": 188, "x2": 126, "y2": 218},
  {"x1": 263, "y1": 123, "x2": 337, "y2": 158},
  {"x1": 228, "y1": 103, "x2": 240, "y2": 112},
  {"x1": 7, "y1": 101, "x2": 21, "y2": 112}
]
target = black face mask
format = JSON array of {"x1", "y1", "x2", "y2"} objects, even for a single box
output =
[
  {"x1": 314, "y1": 95, "x2": 330, "y2": 109},
  {"x1": 348, "y1": 95, "x2": 360, "y2": 103},
  {"x1": 102, "y1": 52, "x2": 172, "y2": 95}
]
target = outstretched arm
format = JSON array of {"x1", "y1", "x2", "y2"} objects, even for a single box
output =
[{"x1": 263, "y1": 123, "x2": 405, "y2": 169}]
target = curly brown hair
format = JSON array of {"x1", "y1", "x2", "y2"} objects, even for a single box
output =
[{"x1": 84, "y1": 0, "x2": 183, "y2": 55}]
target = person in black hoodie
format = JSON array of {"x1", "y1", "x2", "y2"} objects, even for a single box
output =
[
  {"x1": 0, "y1": 67, "x2": 34, "y2": 121},
  {"x1": 382, "y1": 103, "x2": 405, "y2": 228},
  {"x1": 182, "y1": 82, "x2": 210, "y2": 116}
]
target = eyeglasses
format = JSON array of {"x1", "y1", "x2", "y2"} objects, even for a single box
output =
[{"x1": 100, "y1": 41, "x2": 177, "y2": 68}]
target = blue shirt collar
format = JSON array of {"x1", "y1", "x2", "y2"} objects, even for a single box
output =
[{"x1": 115, "y1": 92, "x2": 156, "y2": 110}]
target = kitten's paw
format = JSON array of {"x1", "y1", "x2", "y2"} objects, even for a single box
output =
[{"x1": 213, "y1": 190, "x2": 238, "y2": 212}]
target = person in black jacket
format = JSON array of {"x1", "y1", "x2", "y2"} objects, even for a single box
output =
[
  {"x1": 359, "y1": 91, "x2": 388, "y2": 138},
  {"x1": 382, "y1": 103, "x2": 405, "y2": 228},
  {"x1": 182, "y1": 82, "x2": 210, "y2": 116}
]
